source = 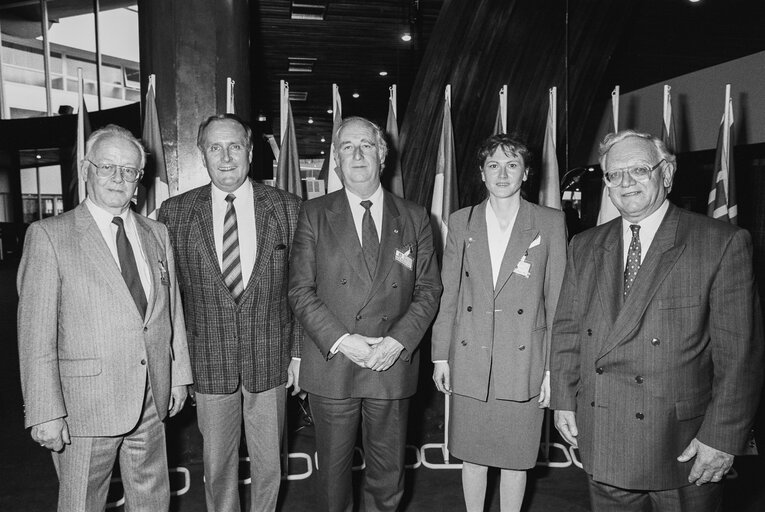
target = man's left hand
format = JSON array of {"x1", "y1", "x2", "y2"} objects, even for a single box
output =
[
  {"x1": 677, "y1": 437, "x2": 734, "y2": 485},
  {"x1": 366, "y1": 336, "x2": 404, "y2": 371},
  {"x1": 168, "y1": 385, "x2": 188, "y2": 417},
  {"x1": 287, "y1": 358, "x2": 301, "y2": 396}
]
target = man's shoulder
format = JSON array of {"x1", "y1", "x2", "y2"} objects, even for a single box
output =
[
  {"x1": 162, "y1": 184, "x2": 208, "y2": 208},
  {"x1": 385, "y1": 190, "x2": 427, "y2": 218},
  {"x1": 252, "y1": 181, "x2": 302, "y2": 211}
]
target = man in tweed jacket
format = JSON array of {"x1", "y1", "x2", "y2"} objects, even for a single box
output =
[
  {"x1": 159, "y1": 114, "x2": 302, "y2": 512},
  {"x1": 551, "y1": 130, "x2": 763, "y2": 511}
]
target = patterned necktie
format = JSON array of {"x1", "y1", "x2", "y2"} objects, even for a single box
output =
[
  {"x1": 222, "y1": 194, "x2": 244, "y2": 301},
  {"x1": 112, "y1": 217, "x2": 148, "y2": 317},
  {"x1": 360, "y1": 200, "x2": 379, "y2": 277},
  {"x1": 624, "y1": 224, "x2": 641, "y2": 297}
]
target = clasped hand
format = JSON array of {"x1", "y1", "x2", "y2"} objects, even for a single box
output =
[{"x1": 338, "y1": 334, "x2": 404, "y2": 371}]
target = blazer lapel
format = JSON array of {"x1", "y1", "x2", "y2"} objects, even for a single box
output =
[
  {"x1": 599, "y1": 205, "x2": 685, "y2": 358},
  {"x1": 594, "y1": 218, "x2": 622, "y2": 338},
  {"x1": 327, "y1": 191, "x2": 373, "y2": 288},
  {"x1": 133, "y1": 214, "x2": 160, "y2": 323},
  {"x1": 464, "y1": 201, "x2": 494, "y2": 301},
  {"x1": 239, "y1": 182, "x2": 278, "y2": 303},
  {"x1": 366, "y1": 192, "x2": 402, "y2": 302},
  {"x1": 190, "y1": 185, "x2": 232, "y2": 295},
  {"x1": 494, "y1": 200, "x2": 538, "y2": 298}
]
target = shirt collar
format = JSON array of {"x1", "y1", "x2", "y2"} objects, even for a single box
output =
[
  {"x1": 211, "y1": 179, "x2": 253, "y2": 204},
  {"x1": 85, "y1": 197, "x2": 133, "y2": 229},
  {"x1": 345, "y1": 184, "x2": 384, "y2": 207},
  {"x1": 622, "y1": 199, "x2": 670, "y2": 233}
]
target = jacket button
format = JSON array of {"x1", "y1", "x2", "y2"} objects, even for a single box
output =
[
  {"x1": 355, "y1": 314, "x2": 362, "y2": 321},
  {"x1": 140, "y1": 359, "x2": 146, "y2": 365},
  {"x1": 590, "y1": 401, "x2": 595, "y2": 407},
  {"x1": 518, "y1": 345, "x2": 526, "y2": 351},
  {"x1": 517, "y1": 309, "x2": 523, "y2": 314},
  {"x1": 635, "y1": 375, "x2": 644, "y2": 384},
  {"x1": 143, "y1": 327, "x2": 148, "y2": 332},
  {"x1": 392, "y1": 282, "x2": 398, "y2": 288},
  {"x1": 587, "y1": 329, "x2": 592, "y2": 336},
  {"x1": 650, "y1": 338, "x2": 660, "y2": 346},
  {"x1": 596, "y1": 367, "x2": 604, "y2": 374},
  {"x1": 382, "y1": 315, "x2": 388, "y2": 321},
  {"x1": 467, "y1": 306, "x2": 472, "y2": 312},
  {"x1": 636, "y1": 412, "x2": 644, "y2": 420},
  {"x1": 465, "y1": 271, "x2": 469, "y2": 277},
  {"x1": 461, "y1": 340, "x2": 467, "y2": 346}
]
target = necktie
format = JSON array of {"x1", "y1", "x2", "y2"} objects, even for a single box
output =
[
  {"x1": 222, "y1": 194, "x2": 244, "y2": 301},
  {"x1": 624, "y1": 224, "x2": 641, "y2": 297},
  {"x1": 361, "y1": 200, "x2": 379, "y2": 277},
  {"x1": 112, "y1": 216, "x2": 148, "y2": 317}
]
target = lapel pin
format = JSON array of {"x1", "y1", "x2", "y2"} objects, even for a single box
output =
[{"x1": 393, "y1": 228, "x2": 399, "y2": 234}]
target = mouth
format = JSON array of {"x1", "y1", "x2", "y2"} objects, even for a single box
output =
[{"x1": 219, "y1": 167, "x2": 237, "y2": 172}]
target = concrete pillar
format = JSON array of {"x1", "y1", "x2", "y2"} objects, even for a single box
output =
[{"x1": 138, "y1": 0, "x2": 251, "y2": 194}]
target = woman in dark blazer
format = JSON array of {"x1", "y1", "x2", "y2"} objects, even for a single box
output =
[{"x1": 432, "y1": 134, "x2": 567, "y2": 511}]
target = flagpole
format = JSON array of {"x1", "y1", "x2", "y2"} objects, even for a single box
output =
[
  {"x1": 93, "y1": 0, "x2": 103, "y2": 110},
  {"x1": 0, "y1": 18, "x2": 9, "y2": 119},
  {"x1": 76, "y1": 68, "x2": 87, "y2": 202},
  {"x1": 39, "y1": 0, "x2": 53, "y2": 116},
  {"x1": 226, "y1": 77, "x2": 236, "y2": 114},
  {"x1": 611, "y1": 85, "x2": 619, "y2": 133},
  {"x1": 499, "y1": 84, "x2": 507, "y2": 134},
  {"x1": 390, "y1": 84, "x2": 397, "y2": 118}
]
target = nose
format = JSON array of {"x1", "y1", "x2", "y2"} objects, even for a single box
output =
[
  {"x1": 621, "y1": 170, "x2": 637, "y2": 187},
  {"x1": 352, "y1": 145, "x2": 363, "y2": 160},
  {"x1": 499, "y1": 165, "x2": 510, "y2": 178},
  {"x1": 111, "y1": 167, "x2": 125, "y2": 183},
  {"x1": 222, "y1": 148, "x2": 232, "y2": 162}
]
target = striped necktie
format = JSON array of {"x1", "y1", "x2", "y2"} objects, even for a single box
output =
[
  {"x1": 112, "y1": 216, "x2": 148, "y2": 317},
  {"x1": 222, "y1": 194, "x2": 244, "y2": 301}
]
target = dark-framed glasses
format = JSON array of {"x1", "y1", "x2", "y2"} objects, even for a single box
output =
[
  {"x1": 603, "y1": 159, "x2": 665, "y2": 188},
  {"x1": 87, "y1": 159, "x2": 143, "y2": 183}
]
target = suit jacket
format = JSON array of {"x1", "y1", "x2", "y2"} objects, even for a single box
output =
[
  {"x1": 550, "y1": 203, "x2": 764, "y2": 490},
  {"x1": 288, "y1": 189, "x2": 442, "y2": 399},
  {"x1": 17, "y1": 204, "x2": 192, "y2": 436},
  {"x1": 159, "y1": 180, "x2": 302, "y2": 394},
  {"x1": 432, "y1": 199, "x2": 566, "y2": 401}
]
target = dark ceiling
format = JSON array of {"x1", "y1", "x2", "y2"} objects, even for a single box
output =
[{"x1": 254, "y1": 0, "x2": 765, "y2": 160}]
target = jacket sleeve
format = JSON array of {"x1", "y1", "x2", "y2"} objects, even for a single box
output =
[
  {"x1": 543, "y1": 210, "x2": 568, "y2": 372},
  {"x1": 163, "y1": 224, "x2": 193, "y2": 387},
  {"x1": 431, "y1": 213, "x2": 463, "y2": 361}
]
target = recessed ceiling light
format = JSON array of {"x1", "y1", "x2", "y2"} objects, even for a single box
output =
[
  {"x1": 257, "y1": 112, "x2": 267, "y2": 122},
  {"x1": 352, "y1": 92, "x2": 360, "y2": 99},
  {"x1": 320, "y1": 150, "x2": 325, "y2": 155},
  {"x1": 308, "y1": 117, "x2": 314, "y2": 124},
  {"x1": 401, "y1": 33, "x2": 412, "y2": 42},
  {"x1": 327, "y1": 109, "x2": 333, "y2": 114},
  {"x1": 36, "y1": 154, "x2": 42, "y2": 159},
  {"x1": 379, "y1": 71, "x2": 388, "y2": 76},
  {"x1": 320, "y1": 137, "x2": 326, "y2": 143}
]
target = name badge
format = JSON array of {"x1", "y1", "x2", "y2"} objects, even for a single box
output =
[
  {"x1": 513, "y1": 255, "x2": 531, "y2": 278},
  {"x1": 158, "y1": 260, "x2": 170, "y2": 286},
  {"x1": 395, "y1": 247, "x2": 414, "y2": 271}
]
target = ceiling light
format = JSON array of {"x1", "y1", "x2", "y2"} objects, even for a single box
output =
[
  {"x1": 401, "y1": 33, "x2": 412, "y2": 42},
  {"x1": 308, "y1": 117, "x2": 314, "y2": 124},
  {"x1": 320, "y1": 150, "x2": 325, "y2": 155},
  {"x1": 352, "y1": 92, "x2": 360, "y2": 99},
  {"x1": 320, "y1": 137, "x2": 326, "y2": 143},
  {"x1": 327, "y1": 109, "x2": 333, "y2": 114},
  {"x1": 257, "y1": 112, "x2": 267, "y2": 122},
  {"x1": 288, "y1": 57, "x2": 317, "y2": 73},
  {"x1": 289, "y1": 91, "x2": 308, "y2": 101},
  {"x1": 290, "y1": 1, "x2": 326, "y2": 20},
  {"x1": 379, "y1": 71, "x2": 388, "y2": 76}
]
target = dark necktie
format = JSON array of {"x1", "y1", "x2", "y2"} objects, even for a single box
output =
[
  {"x1": 112, "y1": 216, "x2": 148, "y2": 317},
  {"x1": 361, "y1": 200, "x2": 379, "y2": 277},
  {"x1": 624, "y1": 224, "x2": 641, "y2": 297},
  {"x1": 222, "y1": 194, "x2": 244, "y2": 301}
]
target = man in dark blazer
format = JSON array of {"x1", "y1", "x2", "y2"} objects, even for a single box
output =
[
  {"x1": 18, "y1": 125, "x2": 192, "y2": 511},
  {"x1": 289, "y1": 116, "x2": 442, "y2": 512},
  {"x1": 159, "y1": 114, "x2": 301, "y2": 512},
  {"x1": 550, "y1": 129, "x2": 763, "y2": 511}
]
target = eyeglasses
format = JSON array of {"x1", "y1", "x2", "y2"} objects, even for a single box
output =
[
  {"x1": 87, "y1": 159, "x2": 143, "y2": 183},
  {"x1": 603, "y1": 159, "x2": 665, "y2": 188}
]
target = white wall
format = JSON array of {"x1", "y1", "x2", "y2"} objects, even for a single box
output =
[{"x1": 586, "y1": 51, "x2": 765, "y2": 164}]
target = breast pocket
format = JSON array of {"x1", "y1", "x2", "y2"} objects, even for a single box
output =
[{"x1": 59, "y1": 358, "x2": 102, "y2": 377}]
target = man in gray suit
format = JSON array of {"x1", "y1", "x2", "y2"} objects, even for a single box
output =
[
  {"x1": 550, "y1": 130, "x2": 763, "y2": 511},
  {"x1": 17, "y1": 124, "x2": 193, "y2": 511}
]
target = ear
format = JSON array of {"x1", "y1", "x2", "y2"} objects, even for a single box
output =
[
  {"x1": 480, "y1": 170, "x2": 486, "y2": 182},
  {"x1": 522, "y1": 168, "x2": 529, "y2": 182},
  {"x1": 248, "y1": 147, "x2": 253, "y2": 164},
  {"x1": 79, "y1": 160, "x2": 89, "y2": 182},
  {"x1": 662, "y1": 162, "x2": 676, "y2": 189}
]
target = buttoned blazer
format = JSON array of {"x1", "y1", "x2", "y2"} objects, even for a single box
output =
[
  {"x1": 288, "y1": 189, "x2": 442, "y2": 399},
  {"x1": 550, "y1": 203, "x2": 764, "y2": 490},
  {"x1": 431, "y1": 199, "x2": 566, "y2": 402},
  {"x1": 17, "y1": 204, "x2": 192, "y2": 436},
  {"x1": 158, "y1": 180, "x2": 302, "y2": 394}
]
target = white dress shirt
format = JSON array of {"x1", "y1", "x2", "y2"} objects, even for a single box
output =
[
  {"x1": 345, "y1": 185, "x2": 384, "y2": 245},
  {"x1": 621, "y1": 199, "x2": 670, "y2": 266},
  {"x1": 85, "y1": 198, "x2": 152, "y2": 300},
  {"x1": 486, "y1": 200, "x2": 519, "y2": 288},
  {"x1": 211, "y1": 180, "x2": 257, "y2": 286}
]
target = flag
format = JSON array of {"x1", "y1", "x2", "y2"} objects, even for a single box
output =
[
  {"x1": 68, "y1": 69, "x2": 91, "y2": 207},
  {"x1": 275, "y1": 81, "x2": 303, "y2": 199},
  {"x1": 226, "y1": 77, "x2": 235, "y2": 114},
  {"x1": 385, "y1": 84, "x2": 404, "y2": 198},
  {"x1": 430, "y1": 85, "x2": 458, "y2": 253},
  {"x1": 707, "y1": 84, "x2": 737, "y2": 224},
  {"x1": 492, "y1": 85, "x2": 507, "y2": 135},
  {"x1": 319, "y1": 84, "x2": 343, "y2": 193},
  {"x1": 597, "y1": 85, "x2": 621, "y2": 225},
  {"x1": 661, "y1": 84, "x2": 677, "y2": 153},
  {"x1": 138, "y1": 75, "x2": 170, "y2": 219},
  {"x1": 539, "y1": 87, "x2": 561, "y2": 209}
]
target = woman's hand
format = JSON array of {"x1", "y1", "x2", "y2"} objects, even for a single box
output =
[
  {"x1": 432, "y1": 361, "x2": 452, "y2": 395},
  {"x1": 538, "y1": 371, "x2": 550, "y2": 408}
]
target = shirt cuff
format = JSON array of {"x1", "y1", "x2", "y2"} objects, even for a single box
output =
[
  {"x1": 291, "y1": 357, "x2": 301, "y2": 361},
  {"x1": 330, "y1": 333, "x2": 350, "y2": 355},
  {"x1": 433, "y1": 360, "x2": 447, "y2": 363}
]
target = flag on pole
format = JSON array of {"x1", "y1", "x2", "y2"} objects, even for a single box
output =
[
  {"x1": 226, "y1": 77, "x2": 236, "y2": 114},
  {"x1": 431, "y1": 84, "x2": 458, "y2": 254},
  {"x1": 661, "y1": 84, "x2": 677, "y2": 153},
  {"x1": 707, "y1": 84, "x2": 737, "y2": 225},
  {"x1": 539, "y1": 87, "x2": 561, "y2": 209},
  {"x1": 596, "y1": 85, "x2": 621, "y2": 225},
  {"x1": 68, "y1": 68, "x2": 91, "y2": 206},
  {"x1": 492, "y1": 85, "x2": 508, "y2": 135},
  {"x1": 275, "y1": 80, "x2": 303, "y2": 199},
  {"x1": 385, "y1": 84, "x2": 405, "y2": 198},
  {"x1": 138, "y1": 74, "x2": 170, "y2": 219},
  {"x1": 319, "y1": 84, "x2": 343, "y2": 193}
]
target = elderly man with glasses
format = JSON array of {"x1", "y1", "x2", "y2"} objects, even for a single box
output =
[
  {"x1": 550, "y1": 129, "x2": 763, "y2": 512},
  {"x1": 17, "y1": 124, "x2": 192, "y2": 511}
]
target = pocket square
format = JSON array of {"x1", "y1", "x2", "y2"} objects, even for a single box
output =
[
  {"x1": 528, "y1": 234, "x2": 541, "y2": 249},
  {"x1": 275, "y1": 243, "x2": 287, "y2": 250}
]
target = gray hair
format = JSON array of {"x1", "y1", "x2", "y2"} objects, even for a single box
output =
[
  {"x1": 196, "y1": 114, "x2": 253, "y2": 151},
  {"x1": 85, "y1": 124, "x2": 146, "y2": 169},
  {"x1": 332, "y1": 116, "x2": 388, "y2": 169},
  {"x1": 599, "y1": 129, "x2": 676, "y2": 170}
]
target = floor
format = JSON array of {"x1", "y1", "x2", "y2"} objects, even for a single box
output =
[{"x1": 1, "y1": 258, "x2": 763, "y2": 512}]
